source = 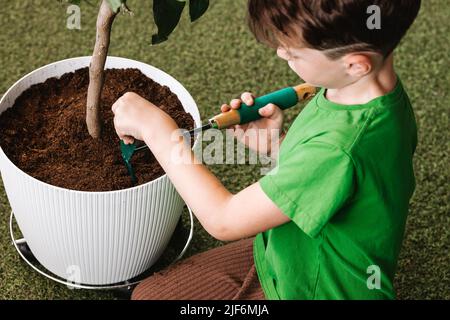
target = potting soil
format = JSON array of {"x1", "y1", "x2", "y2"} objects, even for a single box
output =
[{"x1": 0, "y1": 68, "x2": 194, "y2": 191}]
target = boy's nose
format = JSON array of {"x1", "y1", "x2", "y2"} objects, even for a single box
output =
[{"x1": 277, "y1": 47, "x2": 290, "y2": 61}]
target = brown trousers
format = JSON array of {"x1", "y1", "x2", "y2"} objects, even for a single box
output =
[{"x1": 131, "y1": 238, "x2": 265, "y2": 300}]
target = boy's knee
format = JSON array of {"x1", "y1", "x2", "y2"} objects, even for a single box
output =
[
  {"x1": 131, "y1": 276, "x2": 163, "y2": 300},
  {"x1": 131, "y1": 282, "x2": 149, "y2": 300}
]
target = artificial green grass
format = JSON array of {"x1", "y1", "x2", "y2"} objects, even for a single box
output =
[{"x1": 0, "y1": 0, "x2": 448, "y2": 299}]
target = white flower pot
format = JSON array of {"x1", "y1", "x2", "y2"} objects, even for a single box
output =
[{"x1": 0, "y1": 56, "x2": 201, "y2": 285}]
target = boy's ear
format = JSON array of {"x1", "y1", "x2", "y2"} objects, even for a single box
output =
[{"x1": 342, "y1": 53, "x2": 374, "y2": 77}]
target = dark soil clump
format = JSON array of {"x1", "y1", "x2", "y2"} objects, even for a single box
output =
[{"x1": 0, "y1": 68, "x2": 194, "y2": 191}]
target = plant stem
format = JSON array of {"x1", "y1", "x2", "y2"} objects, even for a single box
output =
[{"x1": 86, "y1": 0, "x2": 117, "y2": 139}]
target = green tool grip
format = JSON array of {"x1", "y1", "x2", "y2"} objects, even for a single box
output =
[
  {"x1": 238, "y1": 87, "x2": 298, "y2": 124},
  {"x1": 211, "y1": 84, "x2": 316, "y2": 129}
]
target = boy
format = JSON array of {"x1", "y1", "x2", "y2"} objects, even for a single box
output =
[{"x1": 112, "y1": 0, "x2": 420, "y2": 299}]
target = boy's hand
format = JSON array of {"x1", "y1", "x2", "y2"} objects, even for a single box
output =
[
  {"x1": 221, "y1": 92, "x2": 284, "y2": 155},
  {"x1": 111, "y1": 92, "x2": 179, "y2": 144}
]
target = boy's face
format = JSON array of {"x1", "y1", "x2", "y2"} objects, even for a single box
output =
[{"x1": 277, "y1": 46, "x2": 369, "y2": 89}]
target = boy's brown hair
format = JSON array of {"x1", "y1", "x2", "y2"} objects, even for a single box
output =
[{"x1": 247, "y1": 0, "x2": 421, "y2": 59}]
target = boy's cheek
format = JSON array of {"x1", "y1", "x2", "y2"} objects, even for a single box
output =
[
  {"x1": 288, "y1": 60, "x2": 300, "y2": 75},
  {"x1": 289, "y1": 61, "x2": 337, "y2": 88},
  {"x1": 288, "y1": 61, "x2": 310, "y2": 82}
]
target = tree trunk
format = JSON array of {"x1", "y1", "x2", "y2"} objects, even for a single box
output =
[{"x1": 86, "y1": 0, "x2": 117, "y2": 139}]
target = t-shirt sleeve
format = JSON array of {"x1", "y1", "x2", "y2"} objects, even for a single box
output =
[{"x1": 259, "y1": 142, "x2": 355, "y2": 238}]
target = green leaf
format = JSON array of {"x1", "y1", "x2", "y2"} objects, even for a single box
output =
[
  {"x1": 107, "y1": 0, "x2": 126, "y2": 13},
  {"x1": 151, "y1": 0, "x2": 187, "y2": 45},
  {"x1": 189, "y1": 0, "x2": 209, "y2": 22}
]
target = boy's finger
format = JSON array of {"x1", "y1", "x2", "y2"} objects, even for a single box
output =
[
  {"x1": 111, "y1": 100, "x2": 119, "y2": 113},
  {"x1": 221, "y1": 104, "x2": 230, "y2": 113},
  {"x1": 230, "y1": 99, "x2": 242, "y2": 109},
  {"x1": 258, "y1": 103, "x2": 277, "y2": 117},
  {"x1": 241, "y1": 92, "x2": 254, "y2": 105}
]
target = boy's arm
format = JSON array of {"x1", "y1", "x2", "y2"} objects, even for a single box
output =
[
  {"x1": 145, "y1": 127, "x2": 290, "y2": 241},
  {"x1": 112, "y1": 92, "x2": 290, "y2": 241}
]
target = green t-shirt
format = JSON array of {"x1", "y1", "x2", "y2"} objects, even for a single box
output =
[{"x1": 255, "y1": 79, "x2": 417, "y2": 300}]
